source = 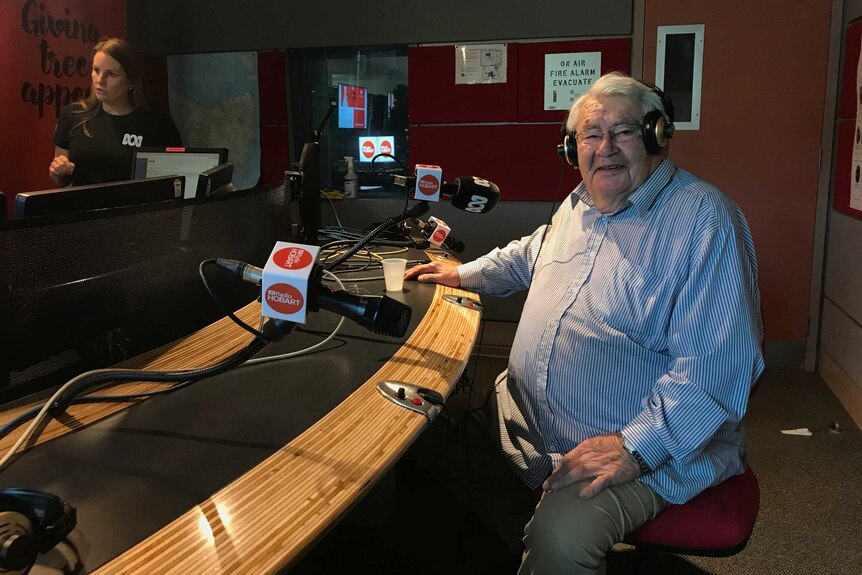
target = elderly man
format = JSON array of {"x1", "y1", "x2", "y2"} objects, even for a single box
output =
[{"x1": 405, "y1": 72, "x2": 764, "y2": 574}]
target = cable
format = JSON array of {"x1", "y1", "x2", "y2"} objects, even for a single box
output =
[
  {"x1": 0, "y1": 319, "x2": 291, "y2": 474},
  {"x1": 0, "y1": 379, "x2": 199, "y2": 441},
  {"x1": 526, "y1": 155, "x2": 568, "y2": 283},
  {"x1": 371, "y1": 153, "x2": 411, "y2": 217},
  {"x1": 319, "y1": 188, "x2": 344, "y2": 228},
  {"x1": 198, "y1": 259, "x2": 268, "y2": 340},
  {"x1": 243, "y1": 271, "x2": 347, "y2": 366},
  {"x1": 323, "y1": 202, "x2": 429, "y2": 271}
]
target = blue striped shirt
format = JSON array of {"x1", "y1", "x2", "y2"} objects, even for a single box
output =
[{"x1": 457, "y1": 159, "x2": 764, "y2": 504}]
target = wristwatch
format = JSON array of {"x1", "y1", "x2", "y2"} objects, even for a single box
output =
[{"x1": 622, "y1": 435, "x2": 652, "y2": 475}]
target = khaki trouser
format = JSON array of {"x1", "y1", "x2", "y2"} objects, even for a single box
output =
[{"x1": 519, "y1": 480, "x2": 667, "y2": 575}]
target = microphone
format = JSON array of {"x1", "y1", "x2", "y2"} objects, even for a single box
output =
[
  {"x1": 216, "y1": 256, "x2": 412, "y2": 338},
  {"x1": 440, "y1": 234, "x2": 465, "y2": 253},
  {"x1": 371, "y1": 172, "x2": 500, "y2": 214},
  {"x1": 415, "y1": 217, "x2": 466, "y2": 253},
  {"x1": 316, "y1": 285, "x2": 411, "y2": 338},
  {"x1": 442, "y1": 176, "x2": 500, "y2": 214}
]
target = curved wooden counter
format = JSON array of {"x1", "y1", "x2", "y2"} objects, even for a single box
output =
[{"x1": 0, "y1": 258, "x2": 481, "y2": 574}]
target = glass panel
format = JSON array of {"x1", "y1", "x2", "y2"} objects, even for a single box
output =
[
  {"x1": 663, "y1": 33, "x2": 695, "y2": 124},
  {"x1": 291, "y1": 45, "x2": 409, "y2": 196}
]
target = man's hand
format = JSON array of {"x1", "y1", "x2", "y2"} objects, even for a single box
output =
[
  {"x1": 541, "y1": 433, "x2": 641, "y2": 499},
  {"x1": 403, "y1": 261, "x2": 461, "y2": 287}
]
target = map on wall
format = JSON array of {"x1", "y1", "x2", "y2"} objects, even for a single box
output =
[{"x1": 167, "y1": 52, "x2": 261, "y2": 190}]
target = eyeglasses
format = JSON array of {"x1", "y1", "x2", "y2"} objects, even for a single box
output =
[{"x1": 575, "y1": 123, "x2": 643, "y2": 148}]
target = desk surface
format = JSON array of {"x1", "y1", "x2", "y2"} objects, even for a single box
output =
[{"x1": 0, "y1": 255, "x2": 481, "y2": 574}]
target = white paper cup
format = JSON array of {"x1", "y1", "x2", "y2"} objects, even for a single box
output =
[{"x1": 381, "y1": 258, "x2": 407, "y2": 292}]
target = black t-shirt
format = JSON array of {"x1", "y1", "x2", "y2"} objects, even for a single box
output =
[{"x1": 53, "y1": 104, "x2": 182, "y2": 186}]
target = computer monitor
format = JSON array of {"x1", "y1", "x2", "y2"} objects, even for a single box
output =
[
  {"x1": 195, "y1": 163, "x2": 234, "y2": 197},
  {"x1": 132, "y1": 147, "x2": 228, "y2": 199},
  {"x1": 15, "y1": 175, "x2": 184, "y2": 218}
]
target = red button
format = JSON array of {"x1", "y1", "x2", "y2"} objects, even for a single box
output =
[{"x1": 412, "y1": 398, "x2": 423, "y2": 406}]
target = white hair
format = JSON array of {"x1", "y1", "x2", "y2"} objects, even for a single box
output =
[{"x1": 566, "y1": 72, "x2": 666, "y2": 131}]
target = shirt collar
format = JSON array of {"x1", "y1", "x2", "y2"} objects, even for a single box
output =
[{"x1": 570, "y1": 158, "x2": 677, "y2": 217}]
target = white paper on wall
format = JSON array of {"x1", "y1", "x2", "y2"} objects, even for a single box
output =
[{"x1": 455, "y1": 44, "x2": 507, "y2": 85}]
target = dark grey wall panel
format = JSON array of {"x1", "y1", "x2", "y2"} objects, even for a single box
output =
[
  {"x1": 824, "y1": 212, "x2": 862, "y2": 325},
  {"x1": 128, "y1": 0, "x2": 632, "y2": 54}
]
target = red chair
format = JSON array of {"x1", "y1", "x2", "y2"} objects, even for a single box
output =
[{"x1": 622, "y1": 465, "x2": 760, "y2": 572}]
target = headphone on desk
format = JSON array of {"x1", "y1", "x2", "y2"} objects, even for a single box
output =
[
  {"x1": 558, "y1": 79, "x2": 676, "y2": 165},
  {"x1": 0, "y1": 488, "x2": 77, "y2": 572}
]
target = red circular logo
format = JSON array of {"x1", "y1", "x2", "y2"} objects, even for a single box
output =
[
  {"x1": 266, "y1": 283, "x2": 305, "y2": 315},
  {"x1": 361, "y1": 140, "x2": 376, "y2": 159},
  {"x1": 380, "y1": 139, "x2": 392, "y2": 155},
  {"x1": 417, "y1": 174, "x2": 440, "y2": 196},
  {"x1": 432, "y1": 229, "x2": 448, "y2": 243},
  {"x1": 273, "y1": 247, "x2": 313, "y2": 270}
]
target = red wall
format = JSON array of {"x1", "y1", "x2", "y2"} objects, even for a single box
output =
[
  {"x1": 408, "y1": 39, "x2": 630, "y2": 201},
  {"x1": 0, "y1": 0, "x2": 127, "y2": 216},
  {"x1": 644, "y1": 0, "x2": 833, "y2": 345}
]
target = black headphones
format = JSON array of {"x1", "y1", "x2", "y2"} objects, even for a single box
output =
[
  {"x1": 0, "y1": 488, "x2": 77, "y2": 572},
  {"x1": 558, "y1": 80, "x2": 676, "y2": 165}
]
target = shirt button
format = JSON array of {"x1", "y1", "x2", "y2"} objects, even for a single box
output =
[{"x1": 549, "y1": 445, "x2": 557, "y2": 451}]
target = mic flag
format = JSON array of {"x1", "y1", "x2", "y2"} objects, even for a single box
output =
[
  {"x1": 261, "y1": 242, "x2": 320, "y2": 323},
  {"x1": 425, "y1": 217, "x2": 451, "y2": 246},
  {"x1": 216, "y1": 247, "x2": 413, "y2": 338},
  {"x1": 414, "y1": 164, "x2": 443, "y2": 202}
]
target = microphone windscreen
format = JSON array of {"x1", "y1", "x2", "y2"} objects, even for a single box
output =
[
  {"x1": 449, "y1": 176, "x2": 500, "y2": 214},
  {"x1": 446, "y1": 236, "x2": 466, "y2": 253},
  {"x1": 373, "y1": 296, "x2": 413, "y2": 338}
]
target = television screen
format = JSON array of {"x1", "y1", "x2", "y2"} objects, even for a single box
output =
[
  {"x1": 133, "y1": 147, "x2": 228, "y2": 199},
  {"x1": 15, "y1": 175, "x2": 184, "y2": 218},
  {"x1": 357, "y1": 135, "x2": 395, "y2": 163},
  {"x1": 337, "y1": 83, "x2": 367, "y2": 129}
]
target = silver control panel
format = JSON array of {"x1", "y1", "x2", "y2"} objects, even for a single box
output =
[{"x1": 376, "y1": 381, "x2": 444, "y2": 422}]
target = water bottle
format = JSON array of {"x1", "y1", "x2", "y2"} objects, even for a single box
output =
[{"x1": 344, "y1": 156, "x2": 358, "y2": 199}]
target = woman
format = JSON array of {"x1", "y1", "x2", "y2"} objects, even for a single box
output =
[{"x1": 49, "y1": 38, "x2": 181, "y2": 187}]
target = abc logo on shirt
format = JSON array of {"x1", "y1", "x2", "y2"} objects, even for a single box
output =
[{"x1": 122, "y1": 133, "x2": 143, "y2": 147}]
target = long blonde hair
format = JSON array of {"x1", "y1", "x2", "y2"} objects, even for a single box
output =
[{"x1": 71, "y1": 37, "x2": 149, "y2": 136}]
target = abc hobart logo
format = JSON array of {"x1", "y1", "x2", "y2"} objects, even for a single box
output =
[
  {"x1": 266, "y1": 283, "x2": 304, "y2": 315},
  {"x1": 417, "y1": 174, "x2": 440, "y2": 196},
  {"x1": 273, "y1": 247, "x2": 313, "y2": 270},
  {"x1": 362, "y1": 139, "x2": 376, "y2": 160}
]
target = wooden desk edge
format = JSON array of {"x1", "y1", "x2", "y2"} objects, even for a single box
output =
[{"x1": 2, "y1": 264, "x2": 480, "y2": 575}]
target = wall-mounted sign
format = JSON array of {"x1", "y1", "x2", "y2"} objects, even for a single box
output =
[
  {"x1": 543, "y1": 52, "x2": 600, "y2": 111},
  {"x1": 455, "y1": 44, "x2": 507, "y2": 85}
]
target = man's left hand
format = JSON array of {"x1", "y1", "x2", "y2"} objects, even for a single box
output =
[{"x1": 541, "y1": 433, "x2": 641, "y2": 499}]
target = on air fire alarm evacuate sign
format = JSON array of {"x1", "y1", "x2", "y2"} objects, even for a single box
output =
[{"x1": 543, "y1": 52, "x2": 601, "y2": 111}]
